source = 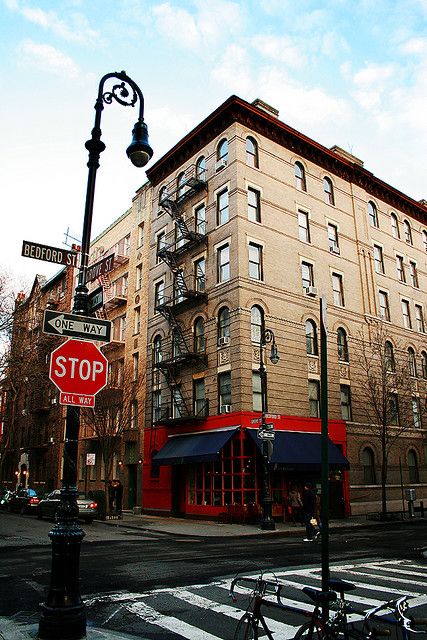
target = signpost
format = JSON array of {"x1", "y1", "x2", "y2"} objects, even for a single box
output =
[
  {"x1": 22, "y1": 240, "x2": 78, "y2": 267},
  {"x1": 49, "y1": 339, "x2": 108, "y2": 407},
  {"x1": 85, "y1": 253, "x2": 115, "y2": 284},
  {"x1": 43, "y1": 310, "x2": 111, "y2": 342}
]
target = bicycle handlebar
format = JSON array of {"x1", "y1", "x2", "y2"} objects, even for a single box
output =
[{"x1": 229, "y1": 574, "x2": 286, "y2": 603}]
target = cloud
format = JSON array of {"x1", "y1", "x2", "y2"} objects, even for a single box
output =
[
  {"x1": 252, "y1": 34, "x2": 306, "y2": 69},
  {"x1": 211, "y1": 45, "x2": 252, "y2": 94},
  {"x1": 17, "y1": 39, "x2": 80, "y2": 77},
  {"x1": 399, "y1": 37, "x2": 427, "y2": 55}
]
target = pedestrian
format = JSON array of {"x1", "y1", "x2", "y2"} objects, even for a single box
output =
[
  {"x1": 314, "y1": 489, "x2": 322, "y2": 539},
  {"x1": 302, "y1": 482, "x2": 317, "y2": 542},
  {"x1": 115, "y1": 479, "x2": 123, "y2": 516},
  {"x1": 287, "y1": 486, "x2": 303, "y2": 525},
  {"x1": 108, "y1": 480, "x2": 116, "y2": 513}
]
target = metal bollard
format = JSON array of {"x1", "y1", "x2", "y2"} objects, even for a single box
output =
[{"x1": 420, "y1": 501, "x2": 424, "y2": 518}]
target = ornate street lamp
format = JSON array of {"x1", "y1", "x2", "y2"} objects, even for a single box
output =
[
  {"x1": 258, "y1": 328, "x2": 279, "y2": 530},
  {"x1": 38, "y1": 71, "x2": 153, "y2": 640}
]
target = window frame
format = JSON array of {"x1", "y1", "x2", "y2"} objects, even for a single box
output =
[
  {"x1": 379, "y1": 290, "x2": 391, "y2": 321},
  {"x1": 218, "y1": 307, "x2": 231, "y2": 341},
  {"x1": 401, "y1": 299, "x2": 412, "y2": 329},
  {"x1": 368, "y1": 201, "x2": 379, "y2": 228},
  {"x1": 251, "y1": 305, "x2": 264, "y2": 344},
  {"x1": 294, "y1": 161, "x2": 306, "y2": 191},
  {"x1": 340, "y1": 384, "x2": 352, "y2": 421},
  {"x1": 308, "y1": 379, "x2": 320, "y2": 418},
  {"x1": 323, "y1": 177, "x2": 335, "y2": 205},
  {"x1": 247, "y1": 187, "x2": 261, "y2": 223},
  {"x1": 396, "y1": 255, "x2": 406, "y2": 283},
  {"x1": 248, "y1": 242, "x2": 263, "y2": 281},
  {"x1": 331, "y1": 272, "x2": 345, "y2": 307},
  {"x1": 218, "y1": 371, "x2": 232, "y2": 410},
  {"x1": 246, "y1": 137, "x2": 259, "y2": 168},
  {"x1": 306, "y1": 319, "x2": 318, "y2": 356},
  {"x1": 328, "y1": 223, "x2": 339, "y2": 252},
  {"x1": 390, "y1": 213, "x2": 400, "y2": 238},
  {"x1": 216, "y1": 188, "x2": 229, "y2": 226},
  {"x1": 298, "y1": 209, "x2": 311, "y2": 243},
  {"x1": 409, "y1": 261, "x2": 419, "y2": 288},
  {"x1": 217, "y1": 243, "x2": 230, "y2": 283},
  {"x1": 301, "y1": 261, "x2": 314, "y2": 290},
  {"x1": 193, "y1": 316, "x2": 205, "y2": 353},
  {"x1": 217, "y1": 138, "x2": 228, "y2": 163},
  {"x1": 337, "y1": 328, "x2": 349, "y2": 362},
  {"x1": 415, "y1": 305, "x2": 425, "y2": 333},
  {"x1": 373, "y1": 244, "x2": 385, "y2": 274},
  {"x1": 403, "y1": 220, "x2": 413, "y2": 245}
]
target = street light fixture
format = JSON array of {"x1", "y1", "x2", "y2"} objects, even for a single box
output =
[
  {"x1": 38, "y1": 71, "x2": 152, "y2": 640},
  {"x1": 258, "y1": 327, "x2": 279, "y2": 530}
]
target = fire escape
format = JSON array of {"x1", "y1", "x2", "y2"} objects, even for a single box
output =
[{"x1": 153, "y1": 164, "x2": 208, "y2": 424}]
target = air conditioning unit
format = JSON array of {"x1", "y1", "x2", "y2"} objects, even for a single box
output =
[
  {"x1": 215, "y1": 159, "x2": 228, "y2": 172},
  {"x1": 329, "y1": 246, "x2": 340, "y2": 255},
  {"x1": 220, "y1": 404, "x2": 231, "y2": 413},
  {"x1": 218, "y1": 336, "x2": 230, "y2": 347},
  {"x1": 305, "y1": 286, "x2": 318, "y2": 297}
]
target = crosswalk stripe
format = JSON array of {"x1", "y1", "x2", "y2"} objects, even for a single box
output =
[{"x1": 331, "y1": 568, "x2": 427, "y2": 588}]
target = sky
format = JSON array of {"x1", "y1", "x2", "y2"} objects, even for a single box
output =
[{"x1": 1, "y1": 0, "x2": 427, "y2": 289}]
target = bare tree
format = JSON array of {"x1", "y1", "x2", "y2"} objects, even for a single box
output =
[
  {"x1": 352, "y1": 320, "x2": 423, "y2": 518},
  {"x1": 81, "y1": 363, "x2": 145, "y2": 511}
]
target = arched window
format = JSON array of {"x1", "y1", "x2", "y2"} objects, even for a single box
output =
[
  {"x1": 306, "y1": 319, "x2": 318, "y2": 356},
  {"x1": 408, "y1": 449, "x2": 419, "y2": 483},
  {"x1": 246, "y1": 136, "x2": 258, "y2": 168},
  {"x1": 196, "y1": 156, "x2": 206, "y2": 181},
  {"x1": 323, "y1": 177, "x2": 334, "y2": 205},
  {"x1": 421, "y1": 351, "x2": 427, "y2": 379},
  {"x1": 251, "y1": 305, "x2": 264, "y2": 343},
  {"x1": 408, "y1": 347, "x2": 417, "y2": 377},
  {"x1": 194, "y1": 317, "x2": 205, "y2": 353},
  {"x1": 385, "y1": 341, "x2": 395, "y2": 372},
  {"x1": 153, "y1": 335, "x2": 162, "y2": 365},
  {"x1": 368, "y1": 201, "x2": 378, "y2": 227},
  {"x1": 390, "y1": 213, "x2": 400, "y2": 238},
  {"x1": 295, "y1": 162, "x2": 306, "y2": 191},
  {"x1": 158, "y1": 186, "x2": 168, "y2": 206},
  {"x1": 177, "y1": 172, "x2": 186, "y2": 200},
  {"x1": 337, "y1": 328, "x2": 349, "y2": 362},
  {"x1": 217, "y1": 138, "x2": 228, "y2": 164},
  {"x1": 218, "y1": 307, "x2": 230, "y2": 343},
  {"x1": 423, "y1": 230, "x2": 427, "y2": 252},
  {"x1": 361, "y1": 447, "x2": 376, "y2": 484},
  {"x1": 404, "y1": 220, "x2": 413, "y2": 244}
]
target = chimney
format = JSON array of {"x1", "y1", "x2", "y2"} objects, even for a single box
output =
[
  {"x1": 330, "y1": 145, "x2": 364, "y2": 166},
  {"x1": 252, "y1": 99, "x2": 279, "y2": 118}
]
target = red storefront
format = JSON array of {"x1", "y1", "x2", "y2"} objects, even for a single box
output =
[{"x1": 142, "y1": 412, "x2": 350, "y2": 520}]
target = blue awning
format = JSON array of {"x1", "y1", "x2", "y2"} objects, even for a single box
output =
[
  {"x1": 153, "y1": 428, "x2": 238, "y2": 465},
  {"x1": 247, "y1": 429, "x2": 349, "y2": 470}
]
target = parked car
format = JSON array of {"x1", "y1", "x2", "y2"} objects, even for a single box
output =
[
  {"x1": 8, "y1": 488, "x2": 40, "y2": 514},
  {"x1": 37, "y1": 490, "x2": 98, "y2": 524},
  {"x1": 0, "y1": 489, "x2": 15, "y2": 510}
]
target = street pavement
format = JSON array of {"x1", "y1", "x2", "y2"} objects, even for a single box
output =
[{"x1": 1, "y1": 512, "x2": 425, "y2": 639}]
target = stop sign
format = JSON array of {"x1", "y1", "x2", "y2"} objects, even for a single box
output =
[{"x1": 49, "y1": 339, "x2": 108, "y2": 396}]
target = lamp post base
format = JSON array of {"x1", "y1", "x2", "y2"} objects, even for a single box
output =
[
  {"x1": 260, "y1": 517, "x2": 276, "y2": 530},
  {"x1": 38, "y1": 603, "x2": 86, "y2": 640}
]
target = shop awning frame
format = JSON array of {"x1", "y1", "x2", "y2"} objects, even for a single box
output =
[{"x1": 153, "y1": 427, "x2": 238, "y2": 466}]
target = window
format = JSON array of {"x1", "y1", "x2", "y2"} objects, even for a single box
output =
[
  {"x1": 251, "y1": 305, "x2": 264, "y2": 343},
  {"x1": 248, "y1": 187, "x2": 261, "y2": 222},
  {"x1": 194, "y1": 379, "x2": 206, "y2": 417},
  {"x1": 217, "y1": 244, "x2": 230, "y2": 282},
  {"x1": 396, "y1": 256, "x2": 405, "y2": 283},
  {"x1": 172, "y1": 386, "x2": 184, "y2": 419},
  {"x1": 408, "y1": 347, "x2": 417, "y2": 377},
  {"x1": 379, "y1": 291, "x2": 390, "y2": 321},
  {"x1": 218, "y1": 371, "x2": 231, "y2": 411},
  {"x1": 196, "y1": 156, "x2": 206, "y2": 181},
  {"x1": 174, "y1": 270, "x2": 185, "y2": 304},
  {"x1": 131, "y1": 400, "x2": 138, "y2": 429},
  {"x1": 306, "y1": 320, "x2": 318, "y2": 355},
  {"x1": 124, "y1": 234, "x2": 130, "y2": 256},
  {"x1": 154, "y1": 280, "x2": 164, "y2": 309},
  {"x1": 323, "y1": 177, "x2": 334, "y2": 205},
  {"x1": 403, "y1": 220, "x2": 413, "y2": 244},
  {"x1": 132, "y1": 353, "x2": 139, "y2": 382},
  {"x1": 408, "y1": 450, "x2": 419, "y2": 483},
  {"x1": 135, "y1": 264, "x2": 142, "y2": 290},
  {"x1": 401, "y1": 299, "x2": 412, "y2": 329},
  {"x1": 119, "y1": 316, "x2": 126, "y2": 341},
  {"x1": 175, "y1": 220, "x2": 185, "y2": 250},
  {"x1": 252, "y1": 372, "x2": 262, "y2": 411},
  {"x1": 294, "y1": 162, "x2": 306, "y2": 191},
  {"x1": 361, "y1": 447, "x2": 376, "y2": 484},
  {"x1": 423, "y1": 230, "x2": 427, "y2": 252},
  {"x1": 368, "y1": 201, "x2": 378, "y2": 227},
  {"x1": 246, "y1": 137, "x2": 258, "y2": 168},
  {"x1": 248, "y1": 242, "x2": 263, "y2": 280},
  {"x1": 298, "y1": 210, "x2": 310, "y2": 243},
  {"x1": 177, "y1": 171, "x2": 186, "y2": 200},
  {"x1": 194, "y1": 317, "x2": 205, "y2": 353},
  {"x1": 218, "y1": 307, "x2": 230, "y2": 342},
  {"x1": 153, "y1": 390, "x2": 162, "y2": 421},
  {"x1": 390, "y1": 213, "x2": 400, "y2": 238},
  {"x1": 412, "y1": 397, "x2": 421, "y2": 429},
  {"x1": 159, "y1": 185, "x2": 168, "y2": 206},
  {"x1": 415, "y1": 305, "x2": 425, "y2": 332},
  {"x1": 421, "y1": 351, "x2": 427, "y2": 379},
  {"x1": 156, "y1": 231, "x2": 165, "y2": 264},
  {"x1": 385, "y1": 341, "x2": 395, "y2": 372},
  {"x1": 308, "y1": 380, "x2": 320, "y2": 418},
  {"x1": 134, "y1": 306, "x2": 141, "y2": 334},
  {"x1": 409, "y1": 261, "x2": 419, "y2": 288},
  {"x1": 373, "y1": 245, "x2": 384, "y2": 274},
  {"x1": 217, "y1": 188, "x2": 229, "y2": 225},
  {"x1": 388, "y1": 393, "x2": 399, "y2": 425},
  {"x1": 137, "y1": 223, "x2": 144, "y2": 247},
  {"x1": 301, "y1": 261, "x2": 314, "y2": 290},
  {"x1": 194, "y1": 256, "x2": 205, "y2": 292},
  {"x1": 217, "y1": 138, "x2": 228, "y2": 164},
  {"x1": 332, "y1": 272, "x2": 344, "y2": 306},
  {"x1": 328, "y1": 223, "x2": 339, "y2": 253},
  {"x1": 337, "y1": 328, "x2": 349, "y2": 362},
  {"x1": 153, "y1": 335, "x2": 162, "y2": 365},
  {"x1": 195, "y1": 203, "x2": 206, "y2": 235},
  {"x1": 340, "y1": 385, "x2": 352, "y2": 421}
]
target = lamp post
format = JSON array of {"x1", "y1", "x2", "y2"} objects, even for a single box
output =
[
  {"x1": 38, "y1": 71, "x2": 153, "y2": 640},
  {"x1": 258, "y1": 327, "x2": 279, "y2": 531}
]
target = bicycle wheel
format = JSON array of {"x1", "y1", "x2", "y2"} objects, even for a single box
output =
[
  {"x1": 234, "y1": 613, "x2": 257, "y2": 639},
  {"x1": 293, "y1": 620, "x2": 329, "y2": 640}
]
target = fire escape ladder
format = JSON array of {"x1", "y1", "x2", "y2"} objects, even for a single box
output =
[{"x1": 99, "y1": 273, "x2": 112, "y2": 302}]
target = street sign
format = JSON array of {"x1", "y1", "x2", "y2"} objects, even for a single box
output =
[
  {"x1": 87, "y1": 287, "x2": 103, "y2": 314},
  {"x1": 85, "y1": 253, "x2": 115, "y2": 284},
  {"x1": 250, "y1": 414, "x2": 280, "y2": 424},
  {"x1": 60, "y1": 392, "x2": 95, "y2": 408},
  {"x1": 257, "y1": 426, "x2": 275, "y2": 440},
  {"x1": 49, "y1": 339, "x2": 108, "y2": 398},
  {"x1": 43, "y1": 310, "x2": 111, "y2": 342},
  {"x1": 22, "y1": 240, "x2": 78, "y2": 267}
]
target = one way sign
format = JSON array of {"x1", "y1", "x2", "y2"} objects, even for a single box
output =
[{"x1": 43, "y1": 310, "x2": 111, "y2": 343}]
